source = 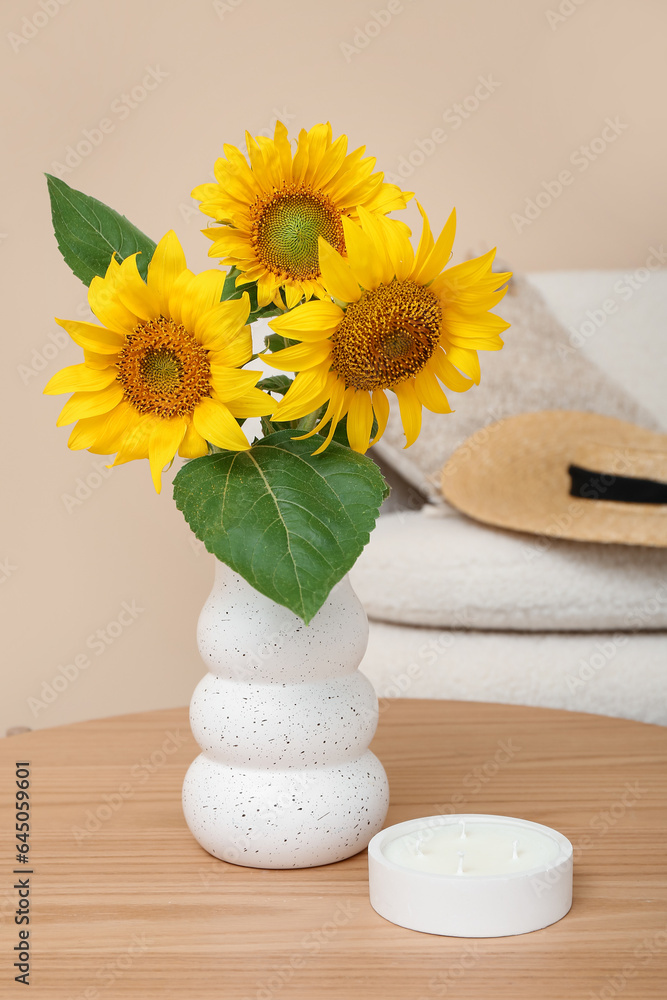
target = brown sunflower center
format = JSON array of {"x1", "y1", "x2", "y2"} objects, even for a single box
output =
[
  {"x1": 116, "y1": 316, "x2": 211, "y2": 418},
  {"x1": 250, "y1": 185, "x2": 346, "y2": 281},
  {"x1": 330, "y1": 279, "x2": 442, "y2": 391}
]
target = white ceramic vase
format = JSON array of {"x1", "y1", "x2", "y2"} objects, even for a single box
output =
[{"x1": 182, "y1": 560, "x2": 389, "y2": 869}]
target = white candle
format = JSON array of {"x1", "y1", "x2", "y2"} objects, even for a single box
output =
[
  {"x1": 368, "y1": 814, "x2": 573, "y2": 937},
  {"x1": 384, "y1": 819, "x2": 561, "y2": 875}
]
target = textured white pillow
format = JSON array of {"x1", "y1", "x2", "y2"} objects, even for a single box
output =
[{"x1": 350, "y1": 507, "x2": 667, "y2": 631}]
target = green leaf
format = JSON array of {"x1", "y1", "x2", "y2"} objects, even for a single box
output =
[
  {"x1": 46, "y1": 174, "x2": 156, "y2": 286},
  {"x1": 173, "y1": 429, "x2": 389, "y2": 623},
  {"x1": 257, "y1": 375, "x2": 293, "y2": 396}
]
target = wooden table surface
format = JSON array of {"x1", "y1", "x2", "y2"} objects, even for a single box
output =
[{"x1": 1, "y1": 699, "x2": 666, "y2": 999}]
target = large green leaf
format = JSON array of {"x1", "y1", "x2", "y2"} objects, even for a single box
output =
[
  {"x1": 173, "y1": 429, "x2": 389, "y2": 622},
  {"x1": 46, "y1": 174, "x2": 156, "y2": 285}
]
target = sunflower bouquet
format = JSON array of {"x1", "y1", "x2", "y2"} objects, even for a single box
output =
[{"x1": 45, "y1": 122, "x2": 511, "y2": 622}]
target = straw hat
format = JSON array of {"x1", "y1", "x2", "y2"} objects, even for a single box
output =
[{"x1": 441, "y1": 411, "x2": 667, "y2": 547}]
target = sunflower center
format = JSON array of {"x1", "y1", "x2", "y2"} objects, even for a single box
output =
[
  {"x1": 117, "y1": 316, "x2": 211, "y2": 418},
  {"x1": 250, "y1": 185, "x2": 346, "y2": 281},
  {"x1": 330, "y1": 279, "x2": 442, "y2": 391}
]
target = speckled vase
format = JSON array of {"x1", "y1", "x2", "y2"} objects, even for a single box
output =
[{"x1": 182, "y1": 561, "x2": 389, "y2": 869}]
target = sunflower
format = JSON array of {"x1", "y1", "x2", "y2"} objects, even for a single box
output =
[
  {"x1": 263, "y1": 204, "x2": 512, "y2": 454},
  {"x1": 44, "y1": 231, "x2": 274, "y2": 492},
  {"x1": 192, "y1": 121, "x2": 412, "y2": 311}
]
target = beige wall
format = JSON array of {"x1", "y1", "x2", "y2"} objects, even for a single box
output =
[{"x1": 2, "y1": 0, "x2": 666, "y2": 733}]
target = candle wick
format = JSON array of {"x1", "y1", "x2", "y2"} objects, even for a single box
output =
[
  {"x1": 459, "y1": 820, "x2": 466, "y2": 840},
  {"x1": 457, "y1": 851, "x2": 465, "y2": 875},
  {"x1": 512, "y1": 839, "x2": 519, "y2": 861}
]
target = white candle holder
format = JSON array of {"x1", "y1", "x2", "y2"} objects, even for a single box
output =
[{"x1": 368, "y1": 814, "x2": 573, "y2": 937}]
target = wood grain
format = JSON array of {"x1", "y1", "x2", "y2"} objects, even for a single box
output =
[{"x1": 1, "y1": 700, "x2": 666, "y2": 999}]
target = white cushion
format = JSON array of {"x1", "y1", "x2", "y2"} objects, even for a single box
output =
[
  {"x1": 351, "y1": 507, "x2": 667, "y2": 631},
  {"x1": 359, "y1": 620, "x2": 667, "y2": 726}
]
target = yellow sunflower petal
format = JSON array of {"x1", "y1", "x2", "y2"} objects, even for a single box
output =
[
  {"x1": 83, "y1": 349, "x2": 118, "y2": 370},
  {"x1": 341, "y1": 216, "x2": 384, "y2": 290},
  {"x1": 346, "y1": 390, "x2": 374, "y2": 453},
  {"x1": 226, "y1": 387, "x2": 275, "y2": 418},
  {"x1": 309, "y1": 133, "x2": 347, "y2": 189},
  {"x1": 311, "y1": 386, "x2": 354, "y2": 455},
  {"x1": 370, "y1": 388, "x2": 390, "y2": 445},
  {"x1": 178, "y1": 422, "x2": 209, "y2": 459},
  {"x1": 430, "y1": 348, "x2": 474, "y2": 392},
  {"x1": 413, "y1": 367, "x2": 452, "y2": 414},
  {"x1": 67, "y1": 414, "x2": 113, "y2": 451},
  {"x1": 56, "y1": 382, "x2": 124, "y2": 426},
  {"x1": 115, "y1": 254, "x2": 160, "y2": 321},
  {"x1": 355, "y1": 206, "x2": 394, "y2": 283},
  {"x1": 177, "y1": 270, "x2": 227, "y2": 333},
  {"x1": 393, "y1": 380, "x2": 422, "y2": 448},
  {"x1": 445, "y1": 334, "x2": 504, "y2": 351},
  {"x1": 195, "y1": 294, "x2": 250, "y2": 348},
  {"x1": 273, "y1": 120, "x2": 293, "y2": 181},
  {"x1": 442, "y1": 345, "x2": 481, "y2": 384},
  {"x1": 165, "y1": 268, "x2": 196, "y2": 326},
  {"x1": 44, "y1": 363, "x2": 117, "y2": 395},
  {"x1": 302, "y1": 123, "x2": 332, "y2": 186},
  {"x1": 262, "y1": 339, "x2": 332, "y2": 372},
  {"x1": 284, "y1": 282, "x2": 303, "y2": 309},
  {"x1": 88, "y1": 401, "x2": 141, "y2": 456},
  {"x1": 273, "y1": 367, "x2": 337, "y2": 422},
  {"x1": 318, "y1": 237, "x2": 361, "y2": 303},
  {"x1": 147, "y1": 230, "x2": 187, "y2": 316},
  {"x1": 88, "y1": 269, "x2": 139, "y2": 336},
  {"x1": 109, "y1": 415, "x2": 152, "y2": 465},
  {"x1": 411, "y1": 202, "x2": 435, "y2": 279},
  {"x1": 375, "y1": 216, "x2": 414, "y2": 281},
  {"x1": 269, "y1": 300, "x2": 344, "y2": 341},
  {"x1": 192, "y1": 397, "x2": 251, "y2": 452},
  {"x1": 209, "y1": 367, "x2": 261, "y2": 403},
  {"x1": 413, "y1": 208, "x2": 456, "y2": 285},
  {"x1": 56, "y1": 318, "x2": 125, "y2": 354},
  {"x1": 148, "y1": 417, "x2": 188, "y2": 493},
  {"x1": 208, "y1": 327, "x2": 253, "y2": 368}
]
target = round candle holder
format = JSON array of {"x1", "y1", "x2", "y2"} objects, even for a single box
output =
[{"x1": 368, "y1": 814, "x2": 573, "y2": 937}]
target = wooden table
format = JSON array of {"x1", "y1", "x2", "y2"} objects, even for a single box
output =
[{"x1": 1, "y1": 700, "x2": 666, "y2": 999}]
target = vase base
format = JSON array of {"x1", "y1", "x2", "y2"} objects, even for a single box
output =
[{"x1": 182, "y1": 750, "x2": 389, "y2": 869}]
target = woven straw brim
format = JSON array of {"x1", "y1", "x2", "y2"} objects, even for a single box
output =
[{"x1": 440, "y1": 411, "x2": 667, "y2": 547}]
